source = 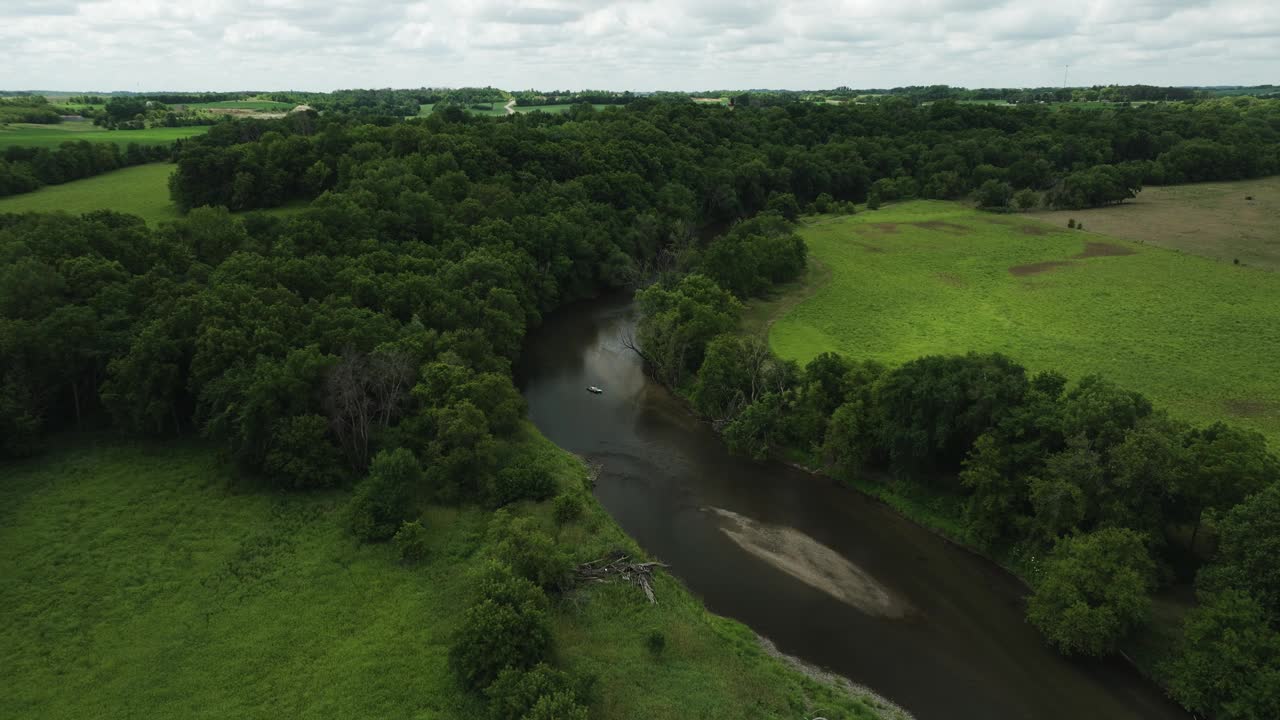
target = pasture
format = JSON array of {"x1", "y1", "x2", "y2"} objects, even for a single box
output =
[
  {"x1": 185, "y1": 99, "x2": 293, "y2": 111},
  {"x1": 0, "y1": 163, "x2": 182, "y2": 224},
  {"x1": 0, "y1": 434, "x2": 890, "y2": 720},
  {"x1": 768, "y1": 201, "x2": 1280, "y2": 442},
  {"x1": 0, "y1": 122, "x2": 209, "y2": 150},
  {"x1": 1029, "y1": 177, "x2": 1280, "y2": 271},
  {"x1": 0, "y1": 163, "x2": 311, "y2": 225}
]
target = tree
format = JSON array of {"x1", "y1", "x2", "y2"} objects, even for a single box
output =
[
  {"x1": 975, "y1": 179, "x2": 1013, "y2": 209},
  {"x1": 1162, "y1": 590, "x2": 1280, "y2": 720},
  {"x1": 264, "y1": 413, "x2": 345, "y2": 488},
  {"x1": 450, "y1": 565, "x2": 554, "y2": 691},
  {"x1": 349, "y1": 448, "x2": 423, "y2": 542},
  {"x1": 1178, "y1": 422, "x2": 1279, "y2": 552},
  {"x1": 1198, "y1": 484, "x2": 1280, "y2": 622},
  {"x1": 1026, "y1": 527, "x2": 1156, "y2": 656}
]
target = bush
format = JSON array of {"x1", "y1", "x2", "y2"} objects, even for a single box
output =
[
  {"x1": 552, "y1": 494, "x2": 582, "y2": 525},
  {"x1": 492, "y1": 515, "x2": 573, "y2": 591},
  {"x1": 392, "y1": 521, "x2": 429, "y2": 564},
  {"x1": 1067, "y1": 218, "x2": 1076, "y2": 228},
  {"x1": 1013, "y1": 188, "x2": 1040, "y2": 210},
  {"x1": 866, "y1": 192, "x2": 881, "y2": 210},
  {"x1": 449, "y1": 565, "x2": 553, "y2": 691},
  {"x1": 349, "y1": 448, "x2": 423, "y2": 542},
  {"x1": 524, "y1": 692, "x2": 589, "y2": 720},
  {"x1": 646, "y1": 629, "x2": 666, "y2": 656},
  {"x1": 490, "y1": 463, "x2": 557, "y2": 507},
  {"x1": 264, "y1": 414, "x2": 345, "y2": 489},
  {"x1": 485, "y1": 663, "x2": 594, "y2": 720},
  {"x1": 1026, "y1": 528, "x2": 1156, "y2": 656}
]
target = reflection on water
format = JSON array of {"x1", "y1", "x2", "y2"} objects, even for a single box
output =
[{"x1": 518, "y1": 294, "x2": 1189, "y2": 720}]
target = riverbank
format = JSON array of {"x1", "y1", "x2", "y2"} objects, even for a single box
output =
[{"x1": 0, "y1": 432, "x2": 900, "y2": 719}]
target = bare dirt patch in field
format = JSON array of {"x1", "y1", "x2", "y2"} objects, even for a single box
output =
[
  {"x1": 1225, "y1": 399, "x2": 1278, "y2": 418},
  {"x1": 1074, "y1": 242, "x2": 1135, "y2": 258},
  {"x1": 934, "y1": 272, "x2": 965, "y2": 287},
  {"x1": 1009, "y1": 260, "x2": 1073, "y2": 276},
  {"x1": 867, "y1": 222, "x2": 900, "y2": 234},
  {"x1": 911, "y1": 220, "x2": 970, "y2": 234},
  {"x1": 1029, "y1": 177, "x2": 1280, "y2": 270}
]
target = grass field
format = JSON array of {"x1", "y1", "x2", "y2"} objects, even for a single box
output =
[
  {"x1": 185, "y1": 100, "x2": 293, "y2": 111},
  {"x1": 0, "y1": 163, "x2": 182, "y2": 224},
  {"x1": 1030, "y1": 177, "x2": 1280, "y2": 271},
  {"x1": 0, "y1": 163, "x2": 312, "y2": 225},
  {"x1": 767, "y1": 201, "x2": 1280, "y2": 442},
  {"x1": 0, "y1": 433, "x2": 896, "y2": 720},
  {"x1": 0, "y1": 122, "x2": 209, "y2": 150}
]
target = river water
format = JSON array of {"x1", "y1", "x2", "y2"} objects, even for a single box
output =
[{"x1": 518, "y1": 295, "x2": 1189, "y2": 720}]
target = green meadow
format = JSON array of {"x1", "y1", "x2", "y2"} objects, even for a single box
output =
[
  {"x1": 769, "y1": 201, "x2": 1280, "y2": 442},
  {"x1": 0, "y1": 163, "x2": 182, "y2": 224},
  {"x1": 0, "y1": 163, "x2": 311, "y2": 225},
  {"x1": 0, "y1": 123, "x2": 209, "y2": 149},
  {"x1": 0, "y1": 433, "x2": 894, "y2": 720}
]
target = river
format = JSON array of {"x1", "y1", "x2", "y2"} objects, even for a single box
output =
[{"x1": 518, "y1": 294, "x2": 1190, "y2": 720}]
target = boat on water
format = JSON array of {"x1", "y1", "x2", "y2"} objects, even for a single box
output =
[{"x1": 587, "y1": 386, "x2": 603, "y2": 394}]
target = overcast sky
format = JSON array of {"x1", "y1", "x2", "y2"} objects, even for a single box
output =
[{"x1": 2, "y1": 0, "x2": 1277, "y2": 92}]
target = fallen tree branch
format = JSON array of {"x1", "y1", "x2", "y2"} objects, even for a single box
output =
[{"x1": 575, "y1": 551, "x2": 669, "y2": 603}]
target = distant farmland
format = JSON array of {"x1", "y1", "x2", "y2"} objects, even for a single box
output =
[
  {"x1": 768, "y1": 201, "x2": 1280, "y2": 442},
  {"x1": 0, "y1": 123, "x2": 209, "y2": 150}
]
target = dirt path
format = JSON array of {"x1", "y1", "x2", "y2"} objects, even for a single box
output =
[{"x1": 504, "y1": 98, "x2": 516, "y2": 115}]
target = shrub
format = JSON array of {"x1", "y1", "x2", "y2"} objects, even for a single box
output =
[
  {"x1": 349, "y1": 448, "x2": 423, "y2": 542},
  {"x1": 1014, "y1": 188, "x2": 1041, "y2": 210},
  {"x1": 490, "y1": 463, "x2": 557, "y2": 507},
  {"x1": 264, "y1": 414, "x2": 345, "y2": 489},
  {"x1": 524, "y1": 692, "x2": 589, "y2": 720},
  {"x1": 1067, "y1": 218, "x2": 1076, "y2": 228},
  {"x1": 492, "y1": 515, "x2": 573, "y2": 591},
  {"x1": 866, "y1": 192, "x2": 881, "y2": 210},
  {"x1": 1077, "y1": 222, "x2": 1084, "y2": 231},
  {"x1": 552, "y1": 494, "x2": 582, "y2": 525},
  {"x1": 392, "y1": 521, "x2": 429, "y2": 564},
  {"x1": 450, "y1": 565, "x2": 553, "y2": 691},
  {"x1": 646, "y1": 630, "x2": 667, "y2": 656},
  {"x1": 485, "y1": 663, "x2": 594, "y2": 720}
]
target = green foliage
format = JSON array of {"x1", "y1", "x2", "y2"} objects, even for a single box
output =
[
  {"x1": 635, "y1": 274, "x2": 741, "y2": 388},
  {"x1": 552, "y1": 494, "x2": 583, "y2": 525},
  {"x1": 490, "y1": 514, "x2": 573, "y2": 592},
  {"x1": 646, "y1": 630, "x2": 667, "y2": 656},
  {"x1": 1198, "y1": 484, "x2": 1280, "y2": 622},
  {"x1": 1161, "y1": 590, "x2": 1280, "y2": 720},
  {"x1": 1026, "y1": 528, "x2": 1156, "y2": 656},
  {"x1": 697, "y1": 214, "x2": 807, "y2": 299},
  {"x1": 523, "y1": 691, "x2": 589, "y2": 720},
  {"x1": 392, "y1": 521, "x2": 430, "y2": 564},
  {"x1": 349, "y1": 448, "x2": 422, "y2": 542},
  {"x1": 975, "y1": 179, "x2": 1013, "y2": 208},
  {"x1": 449, "y1": 564, "x2": 554, "y2": 691},
  {"x1": 263, "y1": 413, "x2": 345, "y2": 488},
  {"x1": 490, "y1": 462, "x2": 558, "y2": 507},
  {"x1": 484, "y1": 663, "x2": 593, "y2": 720}
]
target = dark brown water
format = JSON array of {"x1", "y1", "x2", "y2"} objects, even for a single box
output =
[{"x1": 518, "y1": 295, "x2": 1189, "y2": 720}]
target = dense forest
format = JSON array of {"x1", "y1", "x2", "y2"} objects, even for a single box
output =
[
  {"x1": 3, "y1": 91, "x2": 1280, "y2": 718},
  {"x1": 166, "y1": 96, "x2": 1280, "y2": 216}
]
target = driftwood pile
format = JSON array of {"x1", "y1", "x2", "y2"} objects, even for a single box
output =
[{"x1": 575, "y1": 552, "x2": 668, "y2": 603}]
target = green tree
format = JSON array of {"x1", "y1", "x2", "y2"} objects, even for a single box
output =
[
  {"x1": 1162, "y1": 590, "x2": 1280, "y2": 720},
  {"x1": 450, "y1": 565, "x2": 553, "y2": 691},
  {"x1": 1198, "y1": 484, "x2": 1280, "y2": 621},
  {"x1": 349, "y1": 448, "x2": 423, "y2": 542},
  {"x1": 1026, "y1": 527, "x2": 1156, "y2": 656}
]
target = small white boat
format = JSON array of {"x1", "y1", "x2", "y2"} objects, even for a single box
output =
[{"x1": 587, "y1": 386, "x2": 604, "y2": 394}]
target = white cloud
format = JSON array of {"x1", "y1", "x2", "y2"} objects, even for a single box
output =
[{"x1": 0, "y1": 0, "x2": 1275, "y2": 91}]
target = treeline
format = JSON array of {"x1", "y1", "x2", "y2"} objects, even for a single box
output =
[
  {"x1": 166, "y1": 96, "x2": 1280, "y2": 218},
  {"x1": 635, "y1": 213, "x2": 1280, "y2": 720},
  {"x1": 511, "y1": 89, "x2": 635, "y2": 106},
  {"x1": 0, "y1": 141, "x2": 172, "y2": 197},
  {"x1": 0, "y1": 96, "x2": 63, "y2": 124}
]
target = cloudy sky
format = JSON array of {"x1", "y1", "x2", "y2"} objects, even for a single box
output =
[{"x1": 2, "y1": 0, "x2": 1277, "y2": 92}]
